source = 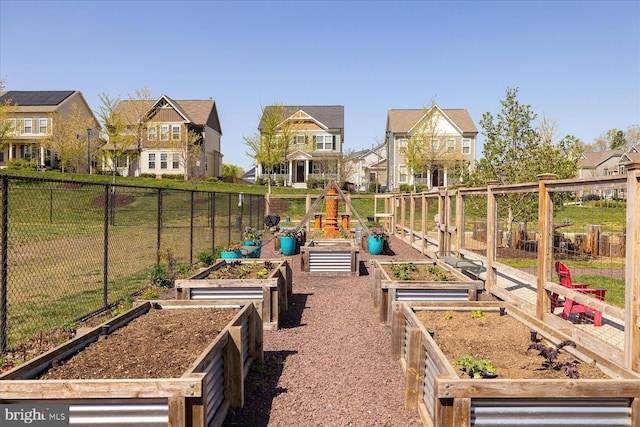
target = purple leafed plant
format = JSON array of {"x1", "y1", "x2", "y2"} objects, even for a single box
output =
[{"x1": 527, "y1": 340, "x2": 580, "y2": 378}]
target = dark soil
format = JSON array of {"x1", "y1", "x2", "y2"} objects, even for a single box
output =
[
  {"x1": 415, "y1": 310, "x2": 609, "y2": 380},
  {"x1": 39, "y1": 307, "x2": 239, "y2": 379}
]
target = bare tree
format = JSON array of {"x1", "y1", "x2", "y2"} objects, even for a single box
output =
[
  {"x1": 0, "y1": 78, "x2": 17, "y2": 153},
  {"x1": 122, "y1": 87, "x2": 154, "y2": 176}
]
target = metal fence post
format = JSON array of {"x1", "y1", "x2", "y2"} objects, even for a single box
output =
[
  {"x1": 227, "y1": 193, "x2": 232, "y2": 244},
  {"x1": 190, "y1": 191, "x2": 194, "y2": 264},
  {"x1": 211, "y1": 192, "x2": 216, "y2": 254},
  {"x1": 103, "y1": 184, "x2": 109, "y2": 309},
  {"x1": 157, "y1": 188, "x2": 162, "y2": 265},
  {"x1": 1, "y1": 175, "x2": 8, "y2": 353}
]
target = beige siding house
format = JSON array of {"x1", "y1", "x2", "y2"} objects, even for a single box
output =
[
  {"x1": 578, "y1": 150, "x2": 624, "y2": 178},
  {"x1": 255, "y1": 105, "x2": 344, "y2": 188},
  {"x1": 112, "y1": 95, "x2": 223, "y2": 179},
  {"x1": 0, "y1": 90, "x2": 99, "y2": 171},
  {"x1": 385, "y1": 106, "x2": 478, "y2": 191}
]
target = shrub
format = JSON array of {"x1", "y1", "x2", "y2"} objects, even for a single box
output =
[
  {"x1": 139, "y1": 173, "x2": 156, "y2": 178},
  {"x1": 196, "y1": 251, "x2": 216, "y2": 266},
  {"x1": 7, "y1": 159, "x2": 38, "y2": 170},
  {"x1": 162, "y1": 174, "x2": 184, "y2": 180},
  {"x1": 149, "y1": 264, "x2": 172, "y2": 288}
]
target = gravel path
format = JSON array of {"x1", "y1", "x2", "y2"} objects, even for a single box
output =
[{"x1": 223, "y1": 235, "x2": 424, "y2": 426}]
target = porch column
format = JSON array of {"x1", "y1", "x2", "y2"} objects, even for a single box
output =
[
  {"x1": 427, "y1": 169, "x2": 432, "y2": 189},
  {"x1": 288, "y1": 160, "x2": 292, "y2": 186},
  {"x1": 39, "y1": 146, "x2": 46, "y2": 167},
  {"x1": 8, "y1": 143, "x2": 13, "y2": 160},
  {"x1": 305, "y1": 160, "x2": 309, "y2": 181},
  {"x1": 443, "y1": 166, "x2": 448, "y2": 187}
]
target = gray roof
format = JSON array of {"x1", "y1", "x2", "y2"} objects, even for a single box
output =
[
  {"x1": 0, "y1": 90, "x2": 75, "y2": 106},
  {"x1": 260, "y1": 105, "x2": 344, "y2": 130}
]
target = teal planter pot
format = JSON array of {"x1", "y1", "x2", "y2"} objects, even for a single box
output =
[
  {"x1": 244, "y1": 240, "x2": 262, "y2": 258},
  {"x1": 280, "y1": 236, "x2": 297, "y2": 256},
  {"x1": 221, "y1": 250, "x2": 242, "y2": 259},
  {"x1": 368, "y1": 235, "x2": 384, "y2": 255}
]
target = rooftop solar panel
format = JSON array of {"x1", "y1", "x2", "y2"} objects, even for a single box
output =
[{"x1": 0, "y1": 91, "x2": 75, "y2": 106}]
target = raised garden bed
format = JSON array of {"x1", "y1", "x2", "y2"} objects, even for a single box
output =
[
  {"x1": 0, "y1": 300, "x2": 263, "y2": 427},
  {"x1": 391, "y1": 301, "x2": 640, "y2": 427},
  {"x1": 300, "y1": 239, "x2": 360, "y2": 276},
  {"x1": 371, "y1": 260, "x2": 484, "y2": 323},
  {"x1": 175, "y1": 259, "x2": 292, "y2": 330}
]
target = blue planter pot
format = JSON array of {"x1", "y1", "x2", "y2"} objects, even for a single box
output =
[
  {"x1": 280, "y1": 236, "x2": 297, "y2": 256},
  {"x1": 244, "y1": 240, "x2": 262, "y2": 258},
  {"x1": 368, "y1": 235, "x2": 384, "y2": 255},
  {"x1": 221, "y1": 250, "x2": 241, "y2": 259}
]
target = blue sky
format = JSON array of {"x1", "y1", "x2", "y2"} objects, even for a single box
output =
[{"x1": 1, "y1": 0, "x2": 638, "y2": 170}]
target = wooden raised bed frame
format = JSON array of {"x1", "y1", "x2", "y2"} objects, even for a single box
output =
[
  {"x1": 391, "y1": 301, "x2": 640, "y2": 427},
  {"x1": 371, "y1": 260, "x2": 484, "y2": 324},
  {"x1": 175, "y1": 259, "x2": 292, "y2": 330},
  {"x1": 300, "y1": 239, "x2": 360, "y2": 276},
  {"x1": 0, "y1": 300, "x2": 263, "y2": 427}
]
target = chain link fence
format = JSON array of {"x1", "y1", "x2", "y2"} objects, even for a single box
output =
[{"x1": 0, "y1": 175, "x2": 264, "y2": 352}]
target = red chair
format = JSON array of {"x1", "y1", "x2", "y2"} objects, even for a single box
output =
[{"x1": 552, "y1": 262, "x2": 606, "y2": 326}]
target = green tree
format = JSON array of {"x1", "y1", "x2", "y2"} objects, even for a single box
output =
[
  {"x1": 244, "y1": 103, "x2": 293, "y2": 193},
  {"x1": 0, "y1": 78, "x2": 17, "y2": 153},
  {"x1": 122, "y1": 87, "x2": 154, "y2": 176},
  {"x1": 97, "y1": 93, "x2": 131, "y2": 183},
  {"x1": 222, "y1": 164, "x2": 244, "y2": 178},
  {"x1": 589, "y1": 128, "x2": 629, "y2": 152},
  {"x1": 464, "y1": 87, "x2": 581, "y2": 244},
  {"x1": 40, "y1": 103, "x2": 95, "y2": 175}
]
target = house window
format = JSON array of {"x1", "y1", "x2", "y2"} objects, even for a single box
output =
[
  {"x1": 171, "y1": 125, "x2": 180, "y2": 140},
  {"x1": 447, "y1": 138, "x2": 455, "y2": 152},
  {"x1": 172, "y1": 153, "x2": 180, "y2": 169},
  {"x1": 431, "y1": 138, "x2": 439, "y2": 150},
  {"x1": 315, "y1": 135, "x2": 333, "y2": 150},
  {"x1": 148, "y1": 125, "x2": 157, "y2": 140},
  {"x1": 397, "y1": 137, "x2": 407, "y2": 148},
  {"x1": 23, "y1": 119, "x2": 32, "y2": 134},
  {"x1": 160, "y1": 153, "x2": 168, "y2": 169},
  {"x1": 296, "y1": 135, "x2": 305, "y2": 144},
  {"x1": 160, "y1": 125, "x2": 169, "y2": 141},
  {"x1": 462, "y1": 139, "x2": 471, "y2": 154},
  {"x1": 399, "y1": 165, "x2": 407, "y2": 183},
  {"x1": 148, "y1": 153, "x2": 156, "y2": 169},
  {"x1": 39, "y1": 118, "x2": 48, "y2": 134}
]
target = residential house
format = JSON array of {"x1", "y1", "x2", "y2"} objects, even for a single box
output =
[
  {"x1": 111, "y1": 95, "x2": 222, "y2": 178},
  {"x1": 0, "y1": 90, "x2": 99, "y2": 171},
  {"x1": 385, "y1": 106, "x2": 478, "y2": 191},
  {"x1": 255, "y1": 105, "x2": 344, "y2": 188},
  {"x1": 618, "y1": 145, "x2": 640, "y2": 175},
  {"x1": 349, "y1": 143, "x2": 387, "y2": 192},
  {"x1": 577, "y1": 150, "x2": 624, "y2": 178}
]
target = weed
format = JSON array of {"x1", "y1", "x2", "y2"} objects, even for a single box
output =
[
  {"x1": 138, "y1": 288, "x2": 159, "y2": 300},
  {"x1": 444, "y1": 313, "x2": 453, "y2": 320},
  {"x1": 197, "y1": 251, "x2": 216, "y2": 266},
  {"x1": 149, "y1": 264, "x2": 172, "y2": 288}
]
